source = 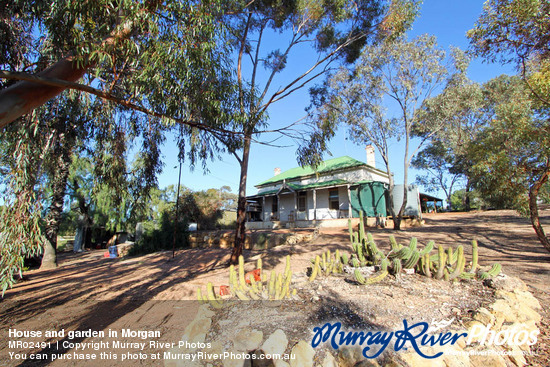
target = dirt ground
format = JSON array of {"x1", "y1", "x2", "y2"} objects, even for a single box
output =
[{"x1": 1, "y1": 209, "x2": 549, "y2": 366}]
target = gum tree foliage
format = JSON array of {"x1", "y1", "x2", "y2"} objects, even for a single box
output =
[
  {"x1": 467, "y1": 0, "x2": 550, "y2": 106},
  {"x1": 413, "y1": 63, "x2": 487, "y2": 211},
  {"x1": 218, "y1": 0, "x2": 420, "y2": 262},
  {"x1": 0, "y1": 119, "x2": 45, "y2": 294},
  {"x1": 466, "y1": 75, "x2": 550, "y2": 253},
  {"x1": 410, "y1": 141, "x2": 463, "y2": 210},
  {"x1": 0, "y1": 0, "x2": 237, "y2": 291},
  {"x1": 306, "y1": 34, "x2": 452, "y2": 230}
]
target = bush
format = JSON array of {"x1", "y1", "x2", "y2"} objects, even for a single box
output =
[{"x1": 130, "y1": 211, "x2": 189, "y2": 256}]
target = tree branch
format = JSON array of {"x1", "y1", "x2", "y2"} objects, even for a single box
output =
[{"x1": 0, "y1": 71, "x2": 243, "y2": 137}]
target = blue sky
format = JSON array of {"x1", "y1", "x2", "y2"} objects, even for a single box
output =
[{"x1": 157, "y1": 0, "x2": 515, "y2": 202}]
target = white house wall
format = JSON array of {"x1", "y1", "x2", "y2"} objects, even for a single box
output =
[
  {"x1": 309, "y1": 186, "x2": 350, "y2": 220},
  {"x1": 259, "y1": 186, "x2": 351, "y2": 221}
]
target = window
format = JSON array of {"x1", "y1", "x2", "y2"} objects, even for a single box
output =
[
  {"x1": 298, "y1": 191, "x2": 307, "y2": 211},
  {"x1": 329, "y1": 188, "x2": 339, "y2": 210},
  {"x1": 272, "y1": 196, "x2": 278, "y2": 213}
]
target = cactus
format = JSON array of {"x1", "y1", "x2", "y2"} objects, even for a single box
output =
[
  {"x1": 448, "y1": 246, "x2": 465, "y2": 281},
  {"x1": 469, "y1": 240, "x2": 479, "y2": 273},
  {"x1": 435, "y1": 245, "x2": 447, "y2": 280},
  {"x1": 391, "y1": 258, "x2": 402, "y2": 275},
  {"x1": 389, "y1": 235, "x2": 400, "y2": 251},
  {"x1": 419, "y1": 241, "x2": 434, "y2": 256},
  {"x1": 421, "y1": 253, "x2": 432, "y2": 277},
  {"x1": 222, "y1": 255, "x2": 298, "y2": 301},
  {"x1": 403, "y1": 250, "x2": 420, "y2": 269},
  {"x1": 342, "y1": 224, "x2": 502, "y2": 285},
  {"x1": 206, "y1": 282, "x2": 223, "y2": 309},
  {"x1": 408, "y1": 238, "x2": 418, "y2": 252},
  {"x1": 257, "y1": 257, "x2": 263, "y2": 282},
  {"x1": 341, "y1": 253, "x2": 349, "y2": 265},
  {"x1": 479, "y1": 263, "x2": 502, "y2": 280}
]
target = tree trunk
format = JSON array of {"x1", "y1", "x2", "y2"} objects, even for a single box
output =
[
  {"x1": 529, "y1": 171, "x2": 550, "y2": 253},
  {"x1": 231, "y1": 135, "x2": 252, "y2": 264},
  {"x1": 463, "y1": 179, "x2": 471, "y2": 211},
  {"x1": 386, "y1": 168, "x2": 400, "y2": 230},
  {"x1": 40, "y1": 140, "x2": 72, "y2": 270},
  {"x1": 395, "y1": 131, "x2": 410, "y2": 230}
]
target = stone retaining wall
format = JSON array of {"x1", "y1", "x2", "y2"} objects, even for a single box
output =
[{"x1": 188, "y1": 231, "x2": 316, "y2": 251}]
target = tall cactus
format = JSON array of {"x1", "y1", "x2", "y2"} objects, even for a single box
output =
[{"x1": 469, "y1": 240, "x2": 479, "y2": 273}]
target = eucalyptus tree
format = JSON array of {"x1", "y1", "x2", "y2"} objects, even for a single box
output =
[
  {"x1": 466, "y1": 75, "x2": 550, "y2": 253},
  {"x1": 411, "y1": 141, "x2": 463, "y2": 210},
  {"x1": 413, "y1": 68, "x2": 487, "y2": 211},
  {"x1": 307, "y1": 34, "x2": 452, "y2": 229},
  {"x1": 468, "y1": 0, "x2": 550, "y2": 107},
  {"x1": 219, "y1": 0, "x2": 421, "y2": 262},
  {"x1": 0, "y1": 0, "x2": 237, "y2": 289}
]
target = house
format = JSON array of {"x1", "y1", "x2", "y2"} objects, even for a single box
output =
[{"x1": 246, "y1": 148, "x2": 392, "y2": 229}]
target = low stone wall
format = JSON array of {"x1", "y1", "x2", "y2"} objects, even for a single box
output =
[
  {"x1": 165, "y1": 274, "x2": 541, "y2": 367},
  {"x1": 246, "y1": 218, "x2": 385, "y2": 230},
  {"x1": 188, "y1": 230, "x2": 316, "y2": 251}
]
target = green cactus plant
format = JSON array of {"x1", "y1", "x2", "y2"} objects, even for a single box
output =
[
  {"x1": 448, "y1": 246, "x2": 465, "y2": 281},
  {"x1": 341, "y1": 219, "x2": 503, "y2": 285},
  {"x1": 469, "y1": 240, "x2": 479, "y2": 273},
  {"x1": 479, "y1": 263, "x2": 502, "y2": 280},
  {"x1": 434, "y1": 245, "x2": 447, "y2": 280},
  {"x1": 220, "y1": 255, "x2": 298, "y2": 301}
]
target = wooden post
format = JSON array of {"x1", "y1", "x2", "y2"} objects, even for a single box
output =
[
  {"x1": 313, "y1": 189, "x2": 317, "y2": 221},
  {"x1": 262, "y1": 196, "x2": 266, "y2": 222},
  {"x1": 347, "y1": 185, "x2": 352, "y2": 218}
]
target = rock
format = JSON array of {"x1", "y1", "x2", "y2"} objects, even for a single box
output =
[
  {"x1": 262, "y1": 329, "x2": 288, "y2": 356},
  {"x1": 400, "y1": 349, "x2": 446, "y2": 367},
  {"x1": 337, "y1": 346, "x2": 362, "y2": 367},
  {"x1": 181, "y1": 306, "x2": 213, "y2": 345},
  {"x1": 164, "y1": 346, "x2": 201, "y2": 367},
  {"x1": 289, "y1": 340, "x2": 315, "y2": 367},
  {"x1": 250, "y1": 350, "x2": 275, "y2": 367},
  {"x1": 274, "y1": 360, "x2": 289, "y2": 367},
  {"x1": 354, "y1": 359, "x2": 381, "y2": 366},
  {"x1": 441, "y1": 345, "x2": 469, "y2": 367},
  {"x1": 484, "y1": 275, "x2": 528, "y2": 292},
  {"x1": 469, "y1": 353, "x2": 508, "y2": 367},
  {"x1": 382, "y1": 362, "x2": 403, "y2": 367},
  {"x1": 473, "y1": 307, "x2": 495, "y2": 326},
  {"x1": 465, "y1": 321, "x2": 487, "y2": 344},
  {"x1": 204, "y1": 341, "x2": 225, "y2": 361},
  {"x1": 400, "y1": 348, "x2": 448, "y2": 367},
  {"x1": 321, "y1": 352, "x2": 337, "y2": 367},
  {"x1": 223, "y1": 357, "x2": 252, "y2": 367},
  {"x1": 508, "y1": 345, "x2": 527, "y2": 366},
  {"x1": 233, "y1": 329, "x2": 264, "y2": 352},
  {"x1": 196, "y1": 304, "x2": 216, "y2": 319},
  {"x1": 514, "y1": 290, "x2": 542, "y2": 310}
]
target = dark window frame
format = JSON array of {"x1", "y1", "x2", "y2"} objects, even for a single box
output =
[
  {"x1": 272, "y1": 196, "x2": 278, "y2": 213},
  {"x1": 298, "y1": 191, "x2": 307, "y2": 212},
  {"x1": 329, "y1": 188, "x2": 339, "y2": 210}
]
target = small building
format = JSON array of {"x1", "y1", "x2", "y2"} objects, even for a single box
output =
[
  {"x1": 246, "y1": 153, "x2": 391, "y2": 229},
  {"x1": 419, "y1": 193, "x2": 444, "y2": 213}
]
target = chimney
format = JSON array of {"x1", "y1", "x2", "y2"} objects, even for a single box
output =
[
  {"x1": 274, "y1": 167, "x2": 281, "y2": 176},
  {"x1": 365, "y1": 145, "x2": 375, "y2": 167}
]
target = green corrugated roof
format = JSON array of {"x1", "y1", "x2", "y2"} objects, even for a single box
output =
[
  {"x1": 291, "y1": 179, "x2": 348, "y2": 190},
  {"x1": 257, "y1": 156, "x2": 366, "y2": 187},
  {"x1": 254, "y1": 179, "x2": 349, "y2": 196}
]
